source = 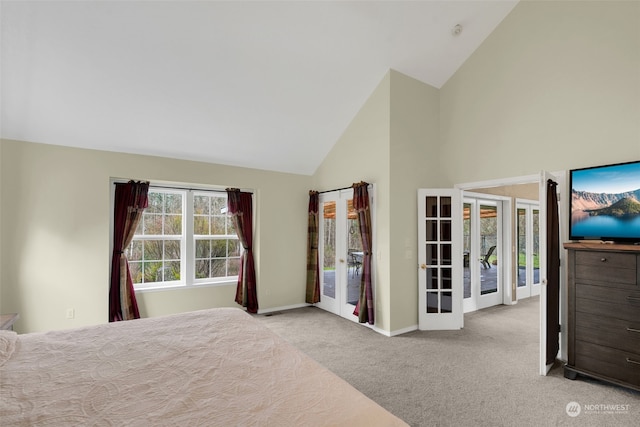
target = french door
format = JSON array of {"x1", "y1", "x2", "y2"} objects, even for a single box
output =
[
  {"x1": 316, "y1": 189, "x2": 362, "y2": 322},
  {"x1": 516, "y1": 200, "x2": 541, "y2": 300},
  {"x1": 539, "y1": 170, "x2": 559, "y2": 376},
  {"x1": 423, "y1": 171, "x2": 560, "y2": 376},
  {"x1": 462, "y1": 197, "x2": 503, "y2": 313},
  {"x1": 417, "y1": 189, "x2": 463, "y2": 330}
]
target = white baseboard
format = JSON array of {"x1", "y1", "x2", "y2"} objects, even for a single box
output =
[
  {"x1": 258, "y1": 304, "x2": 418, "y2": 337},
  {"x1": 389, "y1": 324, "x2": 418, "y2": 336},
  {"x1": 257, "y1": 303, "x2": 311, "y2": 315}
]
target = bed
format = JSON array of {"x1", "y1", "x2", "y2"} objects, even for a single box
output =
[{"x1": 0, "y1": 308, "x2": 407, "y2": 426}]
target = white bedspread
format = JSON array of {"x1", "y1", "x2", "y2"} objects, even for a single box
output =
[{"x1": 0, "y1": 308, "x2": 407, "y2": 426}]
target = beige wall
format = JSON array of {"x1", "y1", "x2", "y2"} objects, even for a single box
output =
[
  {"x1": 439, "y1": 0, "x2": 640, "y2": 186},
  {"x1": 312, "y1": 72, "x2": 392, "y2": 331},
  {"x1": 388, "y1": 71, "x2": 440, "y2": 332},
  {"x1": 0, "y1": 140, "x2": 310, "y2": 333},
  {"x1": 311, "y1": 70, "x2": 441, "y2": 334}
]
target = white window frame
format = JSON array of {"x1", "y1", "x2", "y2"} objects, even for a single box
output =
[
  {"x1": 111, "y1": 181, "x2": 242, "y2": 292},
  {"x1": 190, "y1": 190, "x2": 242, "y2": 286}
]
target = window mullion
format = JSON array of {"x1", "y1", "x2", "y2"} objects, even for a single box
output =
[{"x1": 185, "y1": 190, "x2": 193, "y2": 286}]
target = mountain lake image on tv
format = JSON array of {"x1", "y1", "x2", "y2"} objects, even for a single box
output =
[{"x1": 570, "y1": 160, "x2": 640, "y2": 243}]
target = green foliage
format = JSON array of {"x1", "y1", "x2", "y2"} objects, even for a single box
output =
[
  {"x1": 518, "y1": 252, "x2": 539, "y2": 268},
  {"x1": 588, "y1": 197, "x2": 640, "y2": 217},
  {"x1": 129, "y1": 190, "x2": 241, "y2": 286}
]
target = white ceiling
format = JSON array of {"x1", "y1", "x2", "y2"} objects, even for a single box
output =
[{"x1": 1, "y1": 0, "x2": 518, "y2": 175}]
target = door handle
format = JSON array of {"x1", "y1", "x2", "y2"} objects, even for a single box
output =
[
  {"x1": 420, "y1": 264, "x2": 427, "y2": 270},
  {"x1": 339, "y1": 259, "x2": 345, "y2": 263}
]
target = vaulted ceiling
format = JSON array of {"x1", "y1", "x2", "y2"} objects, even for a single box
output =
[{"x1": 1, "y1": 1, "x2": 518, "y2": 175}]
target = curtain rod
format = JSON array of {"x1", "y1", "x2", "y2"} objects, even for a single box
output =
[
  {"x1": 113, "y1": 181, "x2": 252, "y2": 195},
  {"x1": 150, "y1": 185, "x2": 234, "y2": 194},
  {"x1": 317, "y1": 185, "x2": 353, "y2": 194},
  {"x1": 317, "y1": 182, "x2": 372, "y2": 194}
]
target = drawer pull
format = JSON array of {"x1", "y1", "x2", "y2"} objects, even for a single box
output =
[
  {"x1": 627, "y1": 358, "x2": 640, "y2": 366},
  {"x1": 600, "y1": 257, "x2": 607, "y2": 262},
  {"x1": 628, "y1": 327, "x2": 640, "y2": 334}
]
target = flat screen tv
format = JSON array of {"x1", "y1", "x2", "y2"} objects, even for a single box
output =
[{"x1": 569, "y1": 160, "x2": 640, "y2": 243}]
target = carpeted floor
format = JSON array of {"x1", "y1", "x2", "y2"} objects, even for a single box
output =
[{"x1": 258, "y1": 296, "x2": 639, "y2": 427}]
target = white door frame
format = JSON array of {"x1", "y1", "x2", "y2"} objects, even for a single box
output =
[
  {"x1": 456, "y1": 172, "x2": 567, "y2": 376},
  {"x1": 462, "y1": 197, "x2": 479, "y2": 314}
]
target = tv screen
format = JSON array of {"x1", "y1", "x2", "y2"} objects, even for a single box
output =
[{"x1": 569, "y1": 160, "x2": 640, "y2": 243}]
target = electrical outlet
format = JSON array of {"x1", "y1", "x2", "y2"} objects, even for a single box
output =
[{"x1": 65, "y1": 308, "x2": 75, "y2": 319}]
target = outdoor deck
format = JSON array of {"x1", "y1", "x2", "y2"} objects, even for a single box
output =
[
  {"x1": 323, "y1": 264, "x2": 539, "y2": 306},
  {"x1": 321, "y1": 269, "x2": 361, "y2": 305}
]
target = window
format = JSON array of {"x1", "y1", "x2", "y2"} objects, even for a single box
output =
[
  {"x1": 193, "y1": 192, "x2": 240, "y2": 281},
  {"x1": 126, "y1": 188, "x2": 240, "y2": 290}
]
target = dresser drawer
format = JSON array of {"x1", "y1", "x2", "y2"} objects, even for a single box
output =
[
  {"x1": 576, "y1": 250, "x2": 636, "y2": 269},
  {"x1": 575, "y1": 251, "x2": 637, "y2": 285},
  {"x1": 575, "y1": 340, "x2": 640, "y2": 387},
  {"x1": 575, "y1": 311, "x2": 640, "y2": 354},
  {"x1": 576, "y1": 284, "x2": 640, "y2": 322}
]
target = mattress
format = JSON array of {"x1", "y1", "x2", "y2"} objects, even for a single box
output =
[{"x1": 0, "y1": 307, "x2": 407, "y2": 426}]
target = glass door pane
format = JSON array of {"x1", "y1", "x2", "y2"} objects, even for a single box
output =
[
  {"x1": 463, "y1": 202, "x2": 471, "y2": 300},
  {"x1": 516, "y1": 203, "x2": 540, "y2": 300},
  {"x1": 480, "y1": 204, "x2": 498, "y2": 295},
  {"x1": 424, "y1": 196, "x2": 453, "y2": 314},
  {"x1": 517, "y1": 207, "x2": 527, "y2": 288},
  {"x1": 322, "y1": 201, "x2": 336, "y2": 300},
  {"x1": 346, "y1": 199, "x2": 361, "y2": 306},
  {"x1": 532, "y1": 208, "x2": 540, "y2": 287}
]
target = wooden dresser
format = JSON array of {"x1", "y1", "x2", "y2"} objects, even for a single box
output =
[{"x1": 564, "y1": 242, "x2": 640, "y2": 391}]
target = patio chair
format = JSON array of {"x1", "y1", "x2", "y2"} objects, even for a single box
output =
[
  {"x1": 481, "y1": 245, "x2": 496, "y2": 269},
  {"x1": 348, "y1": 251, "x2": 362, "y2": 277}
]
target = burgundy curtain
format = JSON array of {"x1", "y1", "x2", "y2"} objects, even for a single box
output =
[
  {"x1": 227, "y1": 189, "x2": 258, "y2": 313},
  {"x1": 352, "y1": 182, "x2": 374, "y2": 324},
  {"x1": 109, "y1": 180, "x2": 149, "y2": 322},
  {"x1": 305, "y1": 191, "x2": 320, "y2": 304},
  {"x1": 546, "y1": 179, "x2": 560, "y2": 365}
]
